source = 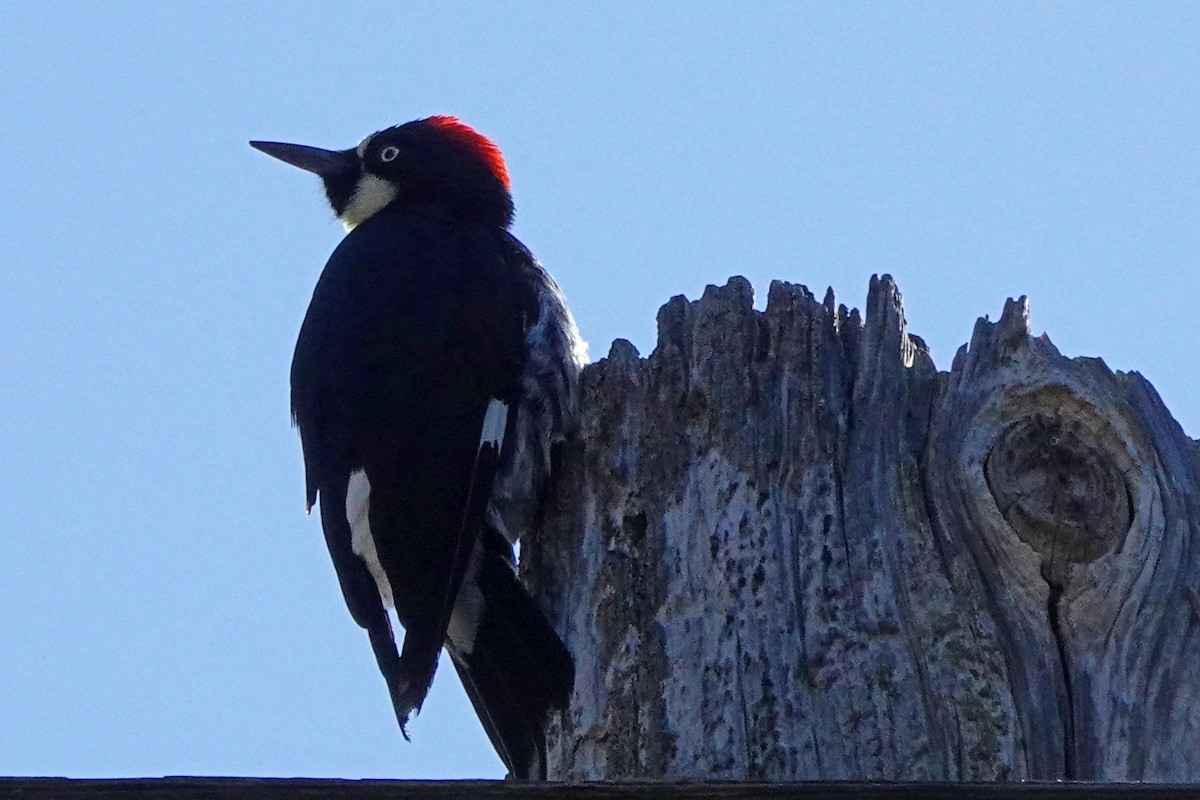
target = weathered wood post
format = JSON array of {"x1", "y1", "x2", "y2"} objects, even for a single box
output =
[{"x1": 523, "y1": 275, "x2": 1200, "y2": 782}]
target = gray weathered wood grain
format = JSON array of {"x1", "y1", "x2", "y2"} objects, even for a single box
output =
[{"x1": 523, "y1": 276, "x2": 1200, "y2": 782}]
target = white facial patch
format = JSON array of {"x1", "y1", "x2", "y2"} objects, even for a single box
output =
[
  {"x1": 339, "y1": 174, "x2": 398, "y2": 231},
  {"x1": 346, "y1": 470, "x2": 394, "y2": 608}
]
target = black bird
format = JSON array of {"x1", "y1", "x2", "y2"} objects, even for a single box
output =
[{"x1": 250, "y1": 116, "x2": 584, "y2": 779}]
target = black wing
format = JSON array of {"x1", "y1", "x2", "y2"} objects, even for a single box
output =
[
  {"x1": 443, "y1": 234, "x2": 580, "y2": 778},
  {"x1": 291, "y1": 209, "x2": 532, "y2": 732}
]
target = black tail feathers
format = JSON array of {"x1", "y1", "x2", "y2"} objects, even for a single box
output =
[{"x1": 449, "y1": 531, "x2": 574, "y2": 780}]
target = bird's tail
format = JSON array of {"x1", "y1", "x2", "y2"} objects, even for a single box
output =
[{"x1": 447, "y1": 528, "x2": 574, "y2": 780}]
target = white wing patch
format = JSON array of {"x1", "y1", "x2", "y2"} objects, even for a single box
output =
[
  {"x1": 446, "y1": 539, "x2": 485, "y2": 655},
  {"x1": 445, "y1": 400, "x2": 508, "y2": 655},
  {"x1": 480, "y1": 399, "x2": 508, "y2": 449},
  {"x1": 339, "y1": 174, "x2": 398, "y2": 230},
  {"x1": 345, "y1": 470, "x2": 394, "y2": 608}
]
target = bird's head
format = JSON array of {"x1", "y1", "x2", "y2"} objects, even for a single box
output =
[{"x1": 251, "y1": 116, "x2": 513, "y2": 230}]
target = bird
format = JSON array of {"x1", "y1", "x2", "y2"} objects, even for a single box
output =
[{"x1": 250, "y1": 116, "x2": 585, "y2": 779}]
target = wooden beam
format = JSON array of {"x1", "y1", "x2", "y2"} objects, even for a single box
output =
[{"x1": 3, "y1": 779, "x2": 1200, "y2": 800}]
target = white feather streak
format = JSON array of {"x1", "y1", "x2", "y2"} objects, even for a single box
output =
[
  {"x1": 446, "y1": 541, "x2": 485, "y2": 655},
  {"x1": 480, "y1": 399, "x2": 508, "y2": 449},
  {"x1": 345, "y1": 470, "x2": 394, "y2": 608}
]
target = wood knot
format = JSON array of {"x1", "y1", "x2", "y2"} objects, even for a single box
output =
[{"x1": 985, "y1": 412, "x2": 1132, "y2": 570}]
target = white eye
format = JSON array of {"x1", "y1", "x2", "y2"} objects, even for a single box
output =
[{"x1": 380, "y1": 145, "x2": 400, "y2": 162}]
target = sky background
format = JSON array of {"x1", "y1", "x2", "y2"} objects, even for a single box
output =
[{"x1": 1, "y1": 1, "x2": 1198, "y2": 781}]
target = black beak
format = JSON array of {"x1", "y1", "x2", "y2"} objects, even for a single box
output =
[{"x1": 249, "y1": 140, "x2": 358, "y2": 177}]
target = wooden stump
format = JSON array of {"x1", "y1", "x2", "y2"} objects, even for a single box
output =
[{"x1": 522, "y1": 276, "x2": 1200, "y2": 782}]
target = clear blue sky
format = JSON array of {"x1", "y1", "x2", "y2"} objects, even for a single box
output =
[{"x1": 1, "y1": 1, "x2": 1196, "y2": 781}]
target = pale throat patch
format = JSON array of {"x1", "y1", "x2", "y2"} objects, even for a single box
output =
[{"x1": 339, "y1": 174, "x2": 397, "y2": 231}]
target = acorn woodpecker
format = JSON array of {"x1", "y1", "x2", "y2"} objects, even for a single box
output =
[{"x1": 250, "y1": 116, "x2": 584, "y2": 779}]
